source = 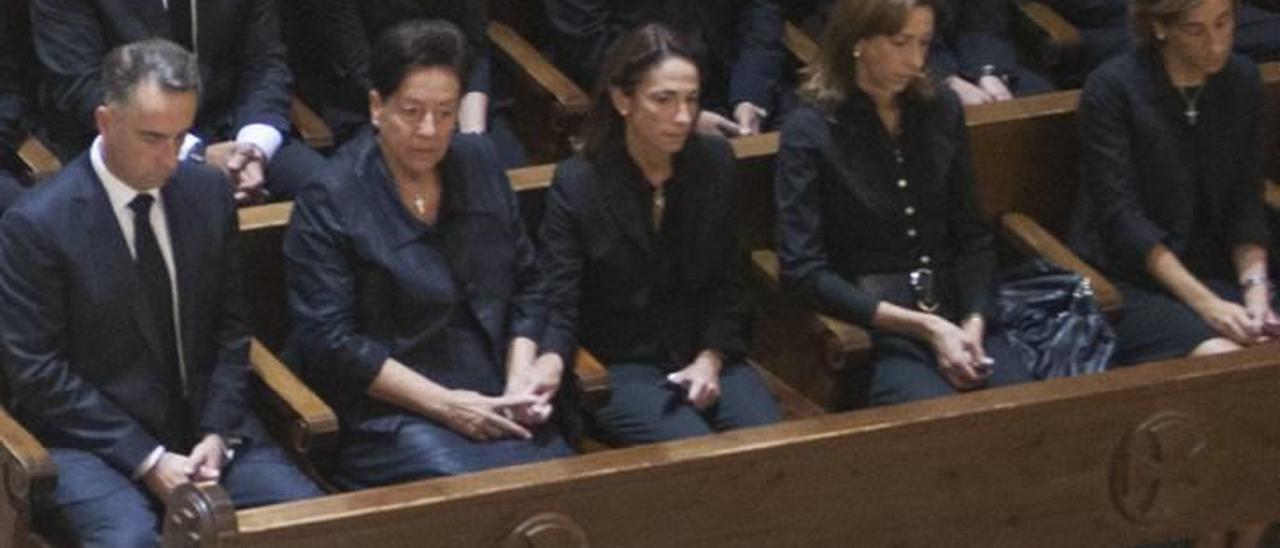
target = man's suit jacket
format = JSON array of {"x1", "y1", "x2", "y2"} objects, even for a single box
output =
[
  {"x1": 31, "y1": 0, "x2": 293, "y2": 158},
  {"x1": 0, "y1": 154, "x2": 253, "y2": 477},
  {"x1": 544, "y1": 0, "x2": 785, "y2": 115},
  {"x1": 535, "y1": 133, "x2": 752, "y2": 369}
]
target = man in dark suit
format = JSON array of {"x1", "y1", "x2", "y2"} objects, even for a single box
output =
[
  {"x1": 0, "y1": 0, "x2": 35, "y2": 213},
  {"x1": 31, "y1": 0, "x2": 324, "y2": 202},
  {"x1": 544, "y1": 0, "x2": 786, "y2": 136},
  {"x1": 0, "y1": 39, "x2": 320, "y2": 547}
]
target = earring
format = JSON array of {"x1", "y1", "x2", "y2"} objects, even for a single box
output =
[
  {"x1": 619, "y1": 109, "x2": 629, "y2": 116},
  {"x1": 1155, "y1": 32, "x2": 1166, "y2": 41},
  {"x1": 853, "y1": 49, "x2": 862, "y2": 59}
]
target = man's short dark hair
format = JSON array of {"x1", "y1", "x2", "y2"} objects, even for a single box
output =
[
  {"x1": 369, "y1": 19, "x2": 469, "y2": 98},
  {"x1": 101, "y1": 38, "x2": 201, "y2": 106}
]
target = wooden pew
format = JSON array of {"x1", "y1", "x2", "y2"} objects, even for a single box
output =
[
  {"x1": 15, "y1": 136, "x2": 60, "y2": 181},
  {"x1": 163, "y1": 342, "x2": 1280, "y2": 547},
  {"x1": 750, "y1": 61, "x2": 1280, "y2": 410}
]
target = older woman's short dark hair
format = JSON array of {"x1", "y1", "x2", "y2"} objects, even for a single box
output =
[
  {"x1": 101, "y1": 38, "x2": 200, "y2": 106},
  {"x1": 1129, "y1": 0, "x2": 1205, "y2": 47},
  {"x1": 369, "y1": 19, "x2": 469, "y2": 98}
]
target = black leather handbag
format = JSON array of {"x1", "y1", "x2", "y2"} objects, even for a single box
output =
[{"x1": 994, "y1": 260, "x2": 1115, "y2": 379}]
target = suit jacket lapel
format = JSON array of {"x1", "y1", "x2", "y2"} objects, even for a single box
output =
[
  {"x1": 595, "y1": 153, "x2": 652, "y2": 253},
  {"x1": 77, "y1": 163, "x2": 168, "y2": 364},
  {"x1": 162, "y1": 179, "x2": 198, "y2": 374}
]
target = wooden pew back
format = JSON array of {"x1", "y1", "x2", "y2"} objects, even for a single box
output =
[{"x1": 169, "y1": 343, "x2": 1280, "y2": 547}]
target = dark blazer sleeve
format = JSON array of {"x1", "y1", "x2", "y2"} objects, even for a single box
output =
[
  {"x1": 939, "y1": 91, "x2": 996, "y2": 318},
  {"x1": 727, "y1": 0, "x2": 785, "y2": 112},
  {"x1": 30, "y1": 0, "x2": 108, "y2": 148},
  {"x1": 284, "y1": 182, "x2": 393, "y2": 392},
  {"x1": 1226, "y1": 64, "x2": 1269, "y2": 249},
  {"x1": 198, "y1": 182, "x2": 254, "y2": 440},
  {"x1": 0, "y1": 206, "x2": 159, "y2": 474},
  {"x1": 697, "y1": 138, "x2": 752, "y2": 358},
  {"x1": 1077, "y1": 69, "x2": 1169, "y2": 266},
  {"x1": 230, "y1": 0, "x2": 293, "y2": 133},
  {"x1": 544, "y1": 0, "x2": 620, "y2": 90},
  {"x1": 775, "y1": 108, "x2": 882, "y2": 327},
  {"x1": 534, "y1": 162, "x2": 586, "y2": 364},
  {"x1": 492, "y1": 145, "x2": 544, "y2": 341}
]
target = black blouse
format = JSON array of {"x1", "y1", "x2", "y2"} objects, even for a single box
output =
[
  {"x1": 1068, "y1": 48, "x2": 1269, "y2": 283},
  {"x1": 775, "y1": 85, "x2": 995, "y2": 327}
]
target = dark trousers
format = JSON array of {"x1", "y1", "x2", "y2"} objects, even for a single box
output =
[
  {"x1": 334, "y1": 412, "x2": 574, "y2": 490},
  {"x1": 860, "y1": 330, "x2": 1036, "y2": 407},
  {"x1": 264, "y1": 138, "x2": 329, "y2": 200},
  {"x1": 37, "y1": 427, "x2": 322, "y2": 548},
  {"x1": 0, "y1": 168, "x2": 23, "y2": 214},
  {"x1": 591, "y1": 361, "x2": 781, "y2": 446}
]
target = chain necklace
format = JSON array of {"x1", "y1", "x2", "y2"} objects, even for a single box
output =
[{"x1": 1177, "y1": 85, "x2": 1205, "y2": 126}]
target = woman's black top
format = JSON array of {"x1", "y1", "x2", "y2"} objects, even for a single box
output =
[
  {"x1": 775, "y1": 84, "x2": 996, "y2": 327},
  {"x1": 1068, "y1": 48, "x2": 1269, "y2": 284},
  {"x1": 535, "y1": 134, "x2": 752, "y2": 369}
]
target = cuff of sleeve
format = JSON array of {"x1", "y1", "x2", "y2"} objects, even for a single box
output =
[
  {"x1": 178, "y1": 133, "x2": 203, "y2": 160},
  {"x1": 1120, "y1": 220, "x2": 1168, "y2": 266},
  {"x1": 131, "y1": 445, "x2": 166, "y2": 480},
  {"x1": 540, "y1": 331, "x2": 577, "y2": 368},
  {"x1": 236, "y1": 124, "x2": 284, "y2": 161}
]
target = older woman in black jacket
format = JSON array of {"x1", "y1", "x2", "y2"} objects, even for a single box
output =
[
  {"x1": 285, "y1": 21, "x2": 573, "y2": 488},
  {"x1": 776, "y1": 0, "x2": 1036, "y2": 407},
  {"x1": 535, "y1": 24, "x2": 780, "y2": 445}
]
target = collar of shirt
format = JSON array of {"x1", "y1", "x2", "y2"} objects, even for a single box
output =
[{"x1": 90, "y1": 136, "x2": 171, "y2": 261}]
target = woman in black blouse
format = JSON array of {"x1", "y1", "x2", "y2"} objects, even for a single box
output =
[
  {"x1": 1069, "y1": 0, "x2": 1278, "y2": 367},
  {"x1": 776, "y1": 0, "x2": 1035, "y2": 407},
  {"x1": 535, "y1": 24, "x2": 780, "y2": 445},
  {"x1": 284, "y1": 20, "x2": 572, "y2": 489}
]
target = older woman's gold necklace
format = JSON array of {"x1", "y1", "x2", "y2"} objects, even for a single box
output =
[{"x1": 1178, "y1": 85, "x2": 1204, "y2": 126}]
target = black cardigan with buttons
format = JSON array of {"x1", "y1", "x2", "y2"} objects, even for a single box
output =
[{"x1": 775, "y1": 84, "x2": 995, "y2": 327}]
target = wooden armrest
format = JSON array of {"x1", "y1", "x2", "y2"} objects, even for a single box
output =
[
  {"x1": 487, "y1": 21, "x2": 590, "y2": 162},
  {"x1": 0, "y1": 405, "x2": 56, "y2": 548},
  {"x1": 290, "y1": 96, "x2": 334, "y2": 150},
  {"x1": 1012, "y1": 0, "x2": 1082, "y2": 69},
  {"x1": 1265, "y1": 179, "x2": 1279, "y2": 210},
  {"x1": 17, "y1": 136, "x2": 61, "y2": 181},
  {"x1": 488, "y1": 22, "x2": 589, "y2": 115},
  {"x1": 248, "y1": 339, "x2": 338, "y2": 456},
  {"x1": 782, "y1": 22, "x2": 818, "y2": 66},
  {"x1": 574, "y1": 348, "x2": 609, "y2": 410},
  {"x1": 747, "y1": 249, "x2": 872, "y2": 409},
  {"x1": 750, "y1": 250, "x2": 872, "y2": 364},
  {"x1": 999, "y1": 212, "x2": 1122, "y2": 313}
]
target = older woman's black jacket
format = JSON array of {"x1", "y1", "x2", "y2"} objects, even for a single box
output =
[
  {"x1": 1068, "y1": 48, "x2": 1269, "y2": 283},
  {"x1": 775, "y1": 85, "x2": 995, "y2": 327},
  {"x1": 284, "y1": 132, "x2": 545, "y2": 424},
  {"x1": 535, "y1": 133, "x2": 752, "y2": 369}
]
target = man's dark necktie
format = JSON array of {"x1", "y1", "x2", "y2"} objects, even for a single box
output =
[{"x1": 128, "y1": 194, "x2": 189, "y2": 449}]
